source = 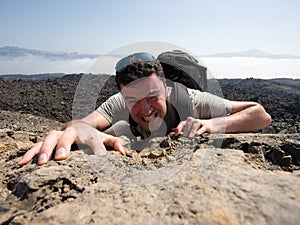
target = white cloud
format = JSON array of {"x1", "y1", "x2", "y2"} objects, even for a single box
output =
[
  {"x1": 201, "y1": 57, "x2": 300, "y2": 79},
  {"x1": 0, "y1": 56, "x2": 97, "y2": 75}
]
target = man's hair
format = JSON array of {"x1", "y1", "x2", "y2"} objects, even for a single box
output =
[{"x1": 115, "y1": 59, "x2": 164, "y2": 90}]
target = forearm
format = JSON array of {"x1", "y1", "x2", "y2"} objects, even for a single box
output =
[
  {"x1": 209, "y1": 103, "x2": 272, "y2": 133},
  {"x1": 61, "y1": 110, "x2": 111, "y2": 131}
]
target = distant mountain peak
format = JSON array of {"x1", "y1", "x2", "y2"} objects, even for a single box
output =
[
  {"x1": 240, "y1": 49, "x2": 267, "y2": 54},
  {"x1": 201, "y1": 49, "x2": 300, "y2": 59}
]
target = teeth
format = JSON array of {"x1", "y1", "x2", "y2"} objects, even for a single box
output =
[{"x1": 143, "y1": 114, "x2": 155, "y2": 122}]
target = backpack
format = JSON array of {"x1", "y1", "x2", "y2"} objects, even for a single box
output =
[
  {"x1": 157, "y1": 50, "x2": 208, "y2": 126},
  {"x1": 157, "y1": 50, "x2": 208, "y2": 92}
]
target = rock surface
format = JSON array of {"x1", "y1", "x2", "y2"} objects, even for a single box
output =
[
  {"x1": 0, "y1": 111, "x2": 300, "y2": 225},
  {"x1": 0, "y1": 77, "x2": 300, "y2": 224}
]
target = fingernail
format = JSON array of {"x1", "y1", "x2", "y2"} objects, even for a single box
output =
[
  {"x1": 119, "y1": 148, "x2": 125, "y2": 155},
  {"x1": 55, "y1": 147, "x2": 66, "y2": 159},
  {"x1": 17, "y1": 158, "x2": 24, "y2": 166},
  {"x1": 38, "y1": 153, "x2": 48, "y2": 165},
  {"x1": 189, "y1": 131, "x2": 195, "y2": 138}
]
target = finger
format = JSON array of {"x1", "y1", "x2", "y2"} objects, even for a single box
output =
[
  {"x1": 54, "y1": 128, "x2": 76, "y2": 160},
  {"x1": 102, "y1": 135, "x2": 125, "y2": 155},
  {"x1": 188, "y1": 121, "x2": 201, "y2": 138},
  {"x1": 18, "y1": 142, "x2": 43, "y2": 166},
  {"x1": 92, "y1": 141, "x2": 106, "y2": 155},
  {"x1": 90, "y1": 138, "x2": 107, "y2": 156},
  {"x1": 182, "y1": 117, "x2": 194, "y2": 137},
  {"x1": 114, "y1": 141, "x2": 125, "y2": 155},
  {"x1": 196, "y1": 126, "x2": 207, "y2": 135},
  {"x1": 113, "y1": 139, "x2": 125, "y2": 155},
  {"x1": 173, "y1": 121, "x2": 186, "y2": 136},
  {"x1": 38, "y1": 131, "x2": 62, "y2": 165}
]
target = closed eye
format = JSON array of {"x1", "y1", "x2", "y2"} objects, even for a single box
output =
[{"x1": 148, "y1": 96, "x2": 158, "y2": 101}]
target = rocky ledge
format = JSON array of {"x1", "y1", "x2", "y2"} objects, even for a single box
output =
[{"x1": 0, "y1": 112, "x2": 299, "y2": 225}]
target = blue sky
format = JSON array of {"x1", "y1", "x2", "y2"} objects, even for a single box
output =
[{"x1": 1, "y1": 0, "x2": 300, "y2": 55}]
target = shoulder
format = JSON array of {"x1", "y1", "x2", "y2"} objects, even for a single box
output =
[
  {"x1": 98, "y1": 92, "x2": 126, "y2": 111},
  {"x1": 105, "y1": 92, "x2": 125, "y2": 105},
  {"x1": 97, "y1": 92, "x2": 128, "y2": 123}
]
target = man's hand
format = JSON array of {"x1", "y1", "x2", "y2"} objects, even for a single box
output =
[
  {"x1": 173, "y1": 117, "x2": 213, "y2": 138},
  {"x1": 18, "y1": 121, "x2": 125, "y2": 166}
]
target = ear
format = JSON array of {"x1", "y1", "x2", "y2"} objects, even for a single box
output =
[{"x1": 120, "y1": 83, "x2": 126, "y2": 90}]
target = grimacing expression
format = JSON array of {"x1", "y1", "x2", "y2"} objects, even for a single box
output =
[{"x1": 120, "y1": 73, "x2": 167, "y2": 131}]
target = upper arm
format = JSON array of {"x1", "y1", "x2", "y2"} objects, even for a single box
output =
[{"x1": 80, "y1": 92, "x2": 128, "y2": 131}]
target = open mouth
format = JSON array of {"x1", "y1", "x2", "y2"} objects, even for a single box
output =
[{"x1": 141, "y1": 112, "x2": 159, "y2": 123}]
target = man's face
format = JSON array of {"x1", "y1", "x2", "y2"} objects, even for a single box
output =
[{"x1": 120, "y1": 73, "x2": 167, "y2": 131}]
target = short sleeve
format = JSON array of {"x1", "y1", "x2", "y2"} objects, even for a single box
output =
[
  {"x1": 97, "y1": 92, "x2": 129, "y2": 124},
  {"x1": 188, "y1": 89, "x2": 232, "y2": 119}
]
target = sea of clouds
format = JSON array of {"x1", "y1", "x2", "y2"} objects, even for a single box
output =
[
  {"x1": 0, "y1": 55, "x2": 299, "y2": 79},
  {"x1": 201, "y1": 57, "x2": 300, "y2": 79}
]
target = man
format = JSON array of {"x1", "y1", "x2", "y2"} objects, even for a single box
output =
[{"x1": 18, "y1": 52, "x2": 272, "y2": 166}]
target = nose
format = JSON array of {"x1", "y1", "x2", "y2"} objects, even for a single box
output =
[{"x1": 140, "y1": 98, "x2": 152, "y2": 115}]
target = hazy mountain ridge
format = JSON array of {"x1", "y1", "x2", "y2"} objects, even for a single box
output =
[
  {"x1": 1, "y1": 46, "x2": 300, "y2": 79},
  {"x1": 0, "y1": 73, "x2": 67, "y2": 80},
  {"x1": 0, "y1": 73, "x2": 112, "y2": 80},
  {"x1": 201, "y1": 49, "x2": 300, "y2": 59},
  {"x1": 2, "y1": 46, "x2": 299, "y2": 60},
  {"x1": 0, "y1": 46, "x2": 101, "y2": 60}
]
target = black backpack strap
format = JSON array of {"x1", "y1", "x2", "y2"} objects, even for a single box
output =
[{"x1": 169, "y1": 81, "x2": 194, "y2": 122}]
